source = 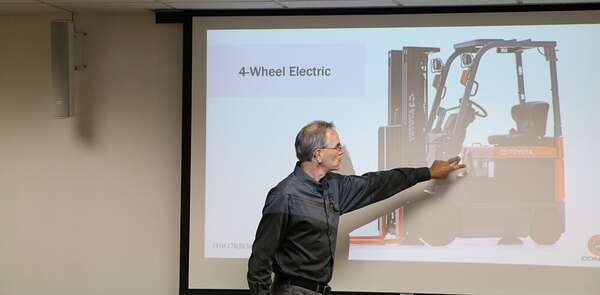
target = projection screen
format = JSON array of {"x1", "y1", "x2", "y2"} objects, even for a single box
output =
[{"x1": 188, "y1": 9, "x2": 600, "y2": 295}]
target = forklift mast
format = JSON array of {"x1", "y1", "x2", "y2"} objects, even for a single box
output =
[{"x1": 381, "y1": 47, "x2": 439, "y2": 170}]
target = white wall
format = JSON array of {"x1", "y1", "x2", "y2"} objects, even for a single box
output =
[{"x1": 0, "y1": 12, "x2": 181, "y2": 295}]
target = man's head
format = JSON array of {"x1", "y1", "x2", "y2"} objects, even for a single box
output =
[{"x1": 295, "y1": 120, "x2": 344, "y2": 172}]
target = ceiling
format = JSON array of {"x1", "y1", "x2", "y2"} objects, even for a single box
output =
[{"x1": 0, "y1": 0, "x2": 598, "y2": 15}]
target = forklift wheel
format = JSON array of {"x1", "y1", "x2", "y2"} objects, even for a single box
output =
[
  {"x1": 421, "y1": 207, "x2": 459, "y2": 247},
  {"x1": 530, "y1": 208, "x2": 563, "y2": 245}
]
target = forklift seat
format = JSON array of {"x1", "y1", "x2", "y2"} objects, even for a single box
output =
[{"x1": 488, "y1": 101, "x2": 549, "y2": 146}]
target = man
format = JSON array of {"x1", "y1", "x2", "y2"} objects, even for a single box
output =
[{"x1": 247, "y1": 121, "x2": 465, "y2": 295}]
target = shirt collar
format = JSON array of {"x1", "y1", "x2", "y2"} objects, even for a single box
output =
[{"x1": 293, "y1": 161, "x2": 324, "y2": 188}]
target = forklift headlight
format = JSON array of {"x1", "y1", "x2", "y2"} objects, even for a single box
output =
[
  {"x1": 431, "y1": 58, "x2": 443, "y2": 73},
  {"x1": 461, "y1": 53, "x2": 474, "y2": 68}
]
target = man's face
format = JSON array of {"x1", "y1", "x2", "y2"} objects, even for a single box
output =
[{"x1": 316, "y1": 129, "x2": 344, "y2": 172}]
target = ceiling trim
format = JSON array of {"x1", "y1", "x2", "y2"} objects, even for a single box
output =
[{"x1": 155, "y1": 2, "x2": 600, "y2": 23}]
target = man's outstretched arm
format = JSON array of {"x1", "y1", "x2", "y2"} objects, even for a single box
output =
[{"x1": 338, "y1": 156, "x2": 465, "y2": 214}]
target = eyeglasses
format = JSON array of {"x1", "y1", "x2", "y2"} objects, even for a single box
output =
[{"x1": 319, "y1": 143, "x2": 344, "y2": 152}]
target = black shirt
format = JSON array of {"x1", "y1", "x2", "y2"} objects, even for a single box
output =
[{"x1": 247, "y1": 162, "x2": 431, "y2": 295}]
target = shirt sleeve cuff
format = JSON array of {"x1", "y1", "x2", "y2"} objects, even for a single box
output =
[{"x1": 416, "y1": 167, "x2": 431, "y2": 182}]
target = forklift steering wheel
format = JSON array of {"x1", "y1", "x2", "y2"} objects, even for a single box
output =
[{"x1": 470, "y1": 100, "x2": 488, "y2": 118}]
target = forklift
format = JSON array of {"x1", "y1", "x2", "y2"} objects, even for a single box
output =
[{"x1": 350, "y1": 39, "x2": 565, "y2": 246}]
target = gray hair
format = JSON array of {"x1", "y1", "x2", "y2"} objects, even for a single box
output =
[{"x1": 295, "y1": 120, "x2": 335, "y2": 162}]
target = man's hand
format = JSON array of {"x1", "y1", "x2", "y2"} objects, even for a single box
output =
[{"x1": 429, "y1": 156, "x2": 466, "y2": 179}]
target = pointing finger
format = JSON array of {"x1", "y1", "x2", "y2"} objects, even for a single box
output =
[
  {"x1": 450, "y1": 163, "x2": 466, "y2": 171},
  {"x1": 447, "y1": 156, "x2": 461, "y2": 165}
]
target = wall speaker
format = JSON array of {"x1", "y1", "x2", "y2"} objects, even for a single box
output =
[{"x1": 51, "y1": 21, "x2": 75, "y2": 118}]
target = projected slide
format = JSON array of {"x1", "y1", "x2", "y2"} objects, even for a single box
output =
[{"x1": 203, "y1": 24, "x2": 600, "y2": 269}]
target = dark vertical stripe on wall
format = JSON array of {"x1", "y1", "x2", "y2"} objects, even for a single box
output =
[{"x1": 180, "y1": 14, "x2": 192, "y2": 295}]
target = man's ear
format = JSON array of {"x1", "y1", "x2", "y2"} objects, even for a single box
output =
[{"x1": 313, "y1": 149, "x2": 322, "y2": 164}]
